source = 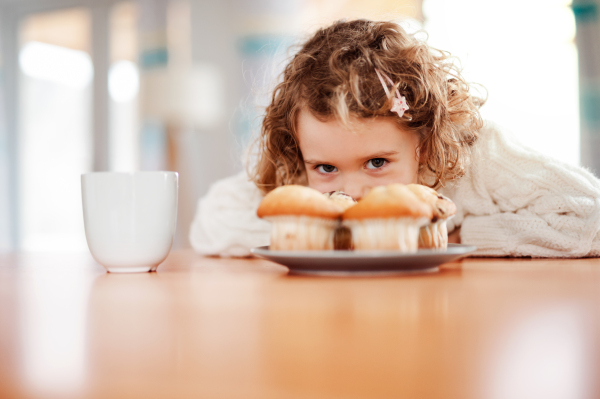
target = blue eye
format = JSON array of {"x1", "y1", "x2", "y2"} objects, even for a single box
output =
[
  {"x1": 366, "y1": 158, "x2": 387, "y2": 169},
  {"x1": 316, "y1": 164, "x2": 338, "y2": 174}
]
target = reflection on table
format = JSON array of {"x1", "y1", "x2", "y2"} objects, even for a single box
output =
[{"x1": 0, "y1": 251, "x2": 599, "y2": 399}]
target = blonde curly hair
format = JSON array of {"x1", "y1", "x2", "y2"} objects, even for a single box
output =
[{"x1": 251, "y1": 19, "x2": 484, "y2": 194}]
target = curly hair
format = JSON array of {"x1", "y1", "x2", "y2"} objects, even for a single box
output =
[{"x1": 251, "y1": 19, "x2": 484, "y2": 194}]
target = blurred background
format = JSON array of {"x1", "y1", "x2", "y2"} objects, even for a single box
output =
[{"x1": 0, "y1": 0, "x2": 598, "y2": 252}]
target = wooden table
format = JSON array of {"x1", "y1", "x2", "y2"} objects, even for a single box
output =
[{"x1": 0, "y1": 250, "x2": 599, "y2": 399}]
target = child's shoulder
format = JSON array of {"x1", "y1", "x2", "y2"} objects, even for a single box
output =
[
  {"x1": 476, "y1": 120, "x2": 507, "y2": 144},
  {"x1": 204, "y1": 171, "x2": 264, "y2": 206},
  {"x1": 469, "y1": 120, "x2": 595, "y2": 186},
  {"x1": 472, "y1": 120, "x2": 531, "y2": 158}
]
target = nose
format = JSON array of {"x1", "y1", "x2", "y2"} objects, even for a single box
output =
[{"x1": 340, "y1": 179, "x2": 370, "y2": 201}]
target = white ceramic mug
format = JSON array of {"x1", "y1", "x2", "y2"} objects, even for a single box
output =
[{"x1": 81, "y1": 171, "x2": 178, "y2": 273}]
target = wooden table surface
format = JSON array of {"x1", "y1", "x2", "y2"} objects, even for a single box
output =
[{"x1": 0, "y1": 250, "x2": 599, "y2": 399}]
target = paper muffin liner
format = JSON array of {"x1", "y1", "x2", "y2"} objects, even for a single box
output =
[
  {"x1": 418, "y1": 219, "x2": 448, "y2": 250},
  {"x1": 266, "y1": 215, "x2": 339, "y2": 250},
  {"x1": 343, "y1": 217, "x2": 429, "y2": 252}
]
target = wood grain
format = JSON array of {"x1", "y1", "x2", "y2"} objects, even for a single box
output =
[{"x1": 1, "y1": 250, "x2": 599, "y2": 399}]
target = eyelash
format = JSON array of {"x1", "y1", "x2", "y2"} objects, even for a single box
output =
[
  {"x1": 313, "y1": 158, "x2": 389, "y2": 174},
  {"x1": 365, "y1": 158, "x2": 388, "y2": 170},
  {"x1": 315, "y1": 164, "x2": 338, "y2": 174}
]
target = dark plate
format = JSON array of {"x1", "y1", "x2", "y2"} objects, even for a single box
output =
[{"x1": 251, "y1": 243, "x2": 477, "y2": 276}]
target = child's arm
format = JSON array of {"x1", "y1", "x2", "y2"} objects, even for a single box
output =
[
  {"x1": 189, "y1": 172, "x2": 271, "y2": 257},
  {"x1": 442, "y1": 122, "x2": 600, "y2": 257}
]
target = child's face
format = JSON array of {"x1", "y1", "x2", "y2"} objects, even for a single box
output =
[{"x1": 297, "y1": 110, "x2": 420, "y2": 200}]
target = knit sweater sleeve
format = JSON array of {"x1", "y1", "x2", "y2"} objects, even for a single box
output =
[
  {"x1": 189, "y1": 172, "x2": 271, "y2": 257},
  {"x1": 444, "y1": 122, "x2": 600, "y2": 257}
]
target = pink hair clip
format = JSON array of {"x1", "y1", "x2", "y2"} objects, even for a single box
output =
[{"x1": 374, "y1": 68, "x2": 409, "y2": 117}]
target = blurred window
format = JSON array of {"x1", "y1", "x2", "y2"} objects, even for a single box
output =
[
  {"x1": 0, "y1": 34, "x2": 9, "y2": 250},
  {"x1": 18, "y1": 8, "x2": 93, "y2": 251},
  {"x1": 424, "y1": 0, "x2": 579, "y2": 166},
  {"x1": 109, "y1": 1, "x2": 140, "y2": 172}
]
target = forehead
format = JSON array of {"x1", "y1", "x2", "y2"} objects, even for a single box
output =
[{"x1": 296, "y1": 110, "x2": 416, "y2": 161}]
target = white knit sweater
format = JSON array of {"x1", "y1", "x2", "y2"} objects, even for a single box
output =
[{"x1": 189, "y1": 122, "x2": 600, "y2": 258}]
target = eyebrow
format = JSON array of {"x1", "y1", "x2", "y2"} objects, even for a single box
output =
[{"x1": 303, "y1": 151, "x2": 400, "y2": 165}]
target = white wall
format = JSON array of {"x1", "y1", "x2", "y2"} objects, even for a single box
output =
[{"x1": 424, "y1": 0, "x2": 581, "y2": 168}]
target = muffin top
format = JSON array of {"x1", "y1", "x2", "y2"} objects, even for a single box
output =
[
  {"x1": 406, "y1": 184, "x2": 457, "y2": 221},
  {"x1": 257, "y1": 185, "x2": 344, "y2": 219},
  {"x1": 343, "y1": 184, "x2": 433, "y2": 220},
  {"x1": 322, "y1": 191, "x2": 357, "y2": 211}
]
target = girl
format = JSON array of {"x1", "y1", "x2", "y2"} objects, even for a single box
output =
[{"x1": 190, "y1": 19, "x2": 600, "y2": 258}]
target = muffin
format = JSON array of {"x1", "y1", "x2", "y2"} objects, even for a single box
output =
[
  {"x1": 342, "y1": 184, "x2": 433, "y2": 252},
  {"x1": 323, "y1": 191, "x2": 357, "y2": 250},
  {"x1": 406, "y1": 184, "x2": 457, "y2": 250},
  {"x1": 257, "y1": 185, "x2": 344, "y2": 250}
]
